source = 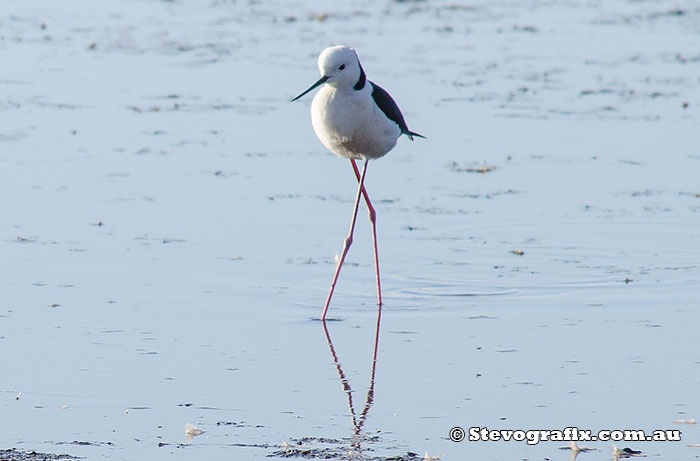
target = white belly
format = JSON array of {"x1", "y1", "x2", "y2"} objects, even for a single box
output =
[{"x1": 311, "y1": 86, "x2": 400, "y2": 160}]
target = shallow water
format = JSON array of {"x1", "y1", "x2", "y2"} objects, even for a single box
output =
[{"x1": 1, "y1": 0, "x2": 699, "y2": 460}]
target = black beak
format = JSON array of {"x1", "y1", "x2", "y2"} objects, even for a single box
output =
[{"x1": 291, "y1": 75, "x2": 330, "y2": 102}]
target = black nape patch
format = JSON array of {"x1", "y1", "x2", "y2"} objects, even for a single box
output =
[{"x1": 354, "y1": 62, "x2": 366, "y2": 90}]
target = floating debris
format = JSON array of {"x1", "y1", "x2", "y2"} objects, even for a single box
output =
[
  {"x1": 511, "y1": 249, "x2": 525, "y2": 256},
  {"x1": 448, "y1": 161, "x2": 497, "y2": 174},
  {"x1": 216, "y1": 421, "x2": 247, "y2": 427},
  {"x1": 0, "y1": 448, "x2": 78, "y2": 460},
  {"x1": 612, "y1": 444, "x2": 646, "y2": 458},
  {"x1": 673, "y1": 418, "x2": 696, "y2": 424},
  {"x1": 513, "y1": 24, "x2": 538, "y2": 33},
  {"x1": 647, "y1": 8, "x2": 685, "y2": 19},
  {"x1": 184, "y1": 423, "x2": 205, "y2": 440}
]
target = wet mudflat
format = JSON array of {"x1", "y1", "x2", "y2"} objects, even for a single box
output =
[{"x1": 1, "y1": 0, "x2": 699, "y2": 460}]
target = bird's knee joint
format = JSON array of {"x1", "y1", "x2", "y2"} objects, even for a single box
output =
[{"x1": 344, "y1": 236, "x2": 353, "y2": 248}]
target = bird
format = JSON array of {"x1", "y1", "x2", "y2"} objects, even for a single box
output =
[{"x1": 291, "y1": 45, "x2": 424, "y2": 321}]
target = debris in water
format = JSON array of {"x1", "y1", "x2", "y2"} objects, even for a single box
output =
[
  {"x1": 612, "y1": 444, "x2": 646, "y2": 458},
  {"x1": 673, "y1": 418, "x2": 696, "y2": 424},
  {"x1": 448, "y1": 161, "x2": 496, "y2": 174},
  {"x1": 184, "y1": 423, "x2": 205, "y2": 440}
]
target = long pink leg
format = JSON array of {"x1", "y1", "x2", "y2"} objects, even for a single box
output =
[
  {"x1": 321, "y1": 158, "x2": 370, "y2": 320},
  {"x1": 350, "y1": 158, "x2": 383, "y2": 309}
]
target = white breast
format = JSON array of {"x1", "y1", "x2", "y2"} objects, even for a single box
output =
[{"x1": 311, "y1": 85, "x2": 401, "y2": 160}]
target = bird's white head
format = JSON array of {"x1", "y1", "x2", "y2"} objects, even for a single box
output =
[
  {"x1": 291, "y1": 45, "x2": 364, "y2": 102},
  {"x1": 316, "y1": 45, "x2": 363, "y2": 88}
]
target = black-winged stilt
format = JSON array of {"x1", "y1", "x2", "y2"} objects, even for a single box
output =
[{"x1": 292, "y1": 45, "x2": 424, "y2": 320}]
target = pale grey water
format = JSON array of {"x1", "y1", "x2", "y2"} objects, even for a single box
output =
[{"x1": 1, "y1": 0, "x2": 699, "y2": 460}]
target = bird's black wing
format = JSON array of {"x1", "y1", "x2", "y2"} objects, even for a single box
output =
[{"x1": 370, "y1": 81, "x2": 425, "y2": 140}]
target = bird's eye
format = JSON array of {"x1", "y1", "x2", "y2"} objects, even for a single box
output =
[{"x1": 338, "y1": 64, "x2": 345, "y2": 70}]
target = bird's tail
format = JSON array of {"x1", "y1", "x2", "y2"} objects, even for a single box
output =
[{"x1": 403, "y1": 130, "x2": 426, "y2": 141}]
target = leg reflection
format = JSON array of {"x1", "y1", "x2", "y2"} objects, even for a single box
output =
[{"x1": 322, "y1": 307, "x2": 383, "y2": 451}]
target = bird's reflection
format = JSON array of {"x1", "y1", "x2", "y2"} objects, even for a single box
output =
[{"x1": 322, "y1": 307, "x2": 382, "y2": 456}]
